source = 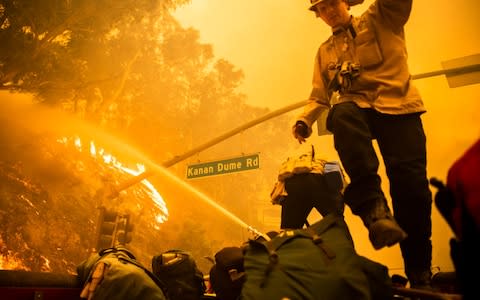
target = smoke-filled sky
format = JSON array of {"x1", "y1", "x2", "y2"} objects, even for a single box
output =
[
  {"x1": 2, "y1": 0, "x2": 477, "y2": 278},
  {"x1": 174, "y1": 0, "x2": 480, "y2": 274},
  {"x1": 174, "y1": 0, "x2": 480, "y2": 108}
]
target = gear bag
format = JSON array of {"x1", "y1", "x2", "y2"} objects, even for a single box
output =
[
  {"x1": 241, "y1": 214, "x2": 392, "y2": 300},
  {"x1": 209, "y1": 246, "x2": 246, "y2": 300},
  {"x1": 76, "y1": 247, "x2": 167, "y2": 300},
  {"x1": 152, "y1": 249, "x2": 206, "y2": 300}
]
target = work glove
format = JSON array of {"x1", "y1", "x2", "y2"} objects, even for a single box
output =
[{"x1": 292, "y1": 121, "x2": 309, "y2": 144}]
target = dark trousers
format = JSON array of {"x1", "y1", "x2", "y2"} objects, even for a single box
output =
[
  {"x1": 326, "y1": 102, "x2": 432, "y2": 274},
  {"x1": 281, "y1": 172, "x2": 344, "y2": 229}
]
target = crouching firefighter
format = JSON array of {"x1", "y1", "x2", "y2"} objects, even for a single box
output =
[{"x1": 77, "y1": 247, "x2": 168, "y2": 300}]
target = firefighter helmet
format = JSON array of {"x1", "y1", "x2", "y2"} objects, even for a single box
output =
[
  {"x1": 309, "y1": 0, "x2": 325, "y2": 11},
  {"x1": 308, "y1": 0, "x2": 364, "y2": 11}
]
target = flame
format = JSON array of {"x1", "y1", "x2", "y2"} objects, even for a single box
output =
[
  {"x1": 0, "y1": 237, "x2": 52, "y2": 271},
  {"x1": 117, "y1": 163, "x2": 169, "y2": 223},
  {"x1": 41, "y1": 256, "x2": 51, "y2": 272},
  {"x1": 0, "y1": 252, "x2": 30, "y2": 271},
  {"x1": 57, "y1": 136, "x2": 169, "y2": 223}
]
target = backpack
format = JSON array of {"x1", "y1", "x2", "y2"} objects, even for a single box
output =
[
  {"x1": 430, "y1": 138, "x2": 480, "y2": 298},
  {"x1": 152, "y1": 249, "x2": 206, "y2": 300},
  {"x1": 76, "y1": 247, "x2": 167, "y2": 300},
  {"x1": 209, "y1": 246, "x2": 246, "y2": 300},
  {"x1": 241, "y1": 214, "x2": 392, "y2": 300}
]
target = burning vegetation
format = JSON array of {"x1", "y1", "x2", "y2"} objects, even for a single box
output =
[{"x1": 0, "y1": 132, "x2": 171, "y2": 274}]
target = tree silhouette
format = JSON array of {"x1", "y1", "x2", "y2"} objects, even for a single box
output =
[{"x1": 0, "y1": 0, "x2": 302, "y2": 271}]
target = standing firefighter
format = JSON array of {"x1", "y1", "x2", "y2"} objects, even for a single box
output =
[
  {"x1": 292, "y1": 0, "x2": 433, "y2": 289},
  {"x1": 270, "y1": 144, "x2": 345, "y2": 229}
]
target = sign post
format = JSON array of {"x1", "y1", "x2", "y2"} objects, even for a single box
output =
[
  {"x1": 112, "y1": 54, "x2": 480, "y2": 194},
  {"x1": 411, "y1": 53, "x2": 480, "y2": 88}
]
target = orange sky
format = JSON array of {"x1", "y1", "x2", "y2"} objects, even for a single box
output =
[
  {"x1": 174, "y1": 0, "x2": 480, "y2": 108},
  {"x1": 174, "y1": 0, "x2": 480, "y2": 275}
]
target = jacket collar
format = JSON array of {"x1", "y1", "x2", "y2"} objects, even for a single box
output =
[{"x1": 332, "y1": 16, "x2": 356, "y2": 38}]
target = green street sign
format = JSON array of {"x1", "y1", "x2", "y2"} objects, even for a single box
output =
[
  {"x1": 186, "y1": 153, "x2": 260, "y2": 179},
  {"x1": 411, "y1": 53, "x2": 480, "y2": 88},
  {"x1": 441, "y1": 54, "x2": 480, "y2": 88}
]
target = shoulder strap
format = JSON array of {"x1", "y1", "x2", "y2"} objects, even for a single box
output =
[
  {"x1": 251, "y1": 215, "x2": 341, "y2": 256},
  {"x1": 305, "y1": 226, "x2": 336, "y2": 260},
  {"x1": 307, "y1": 214, "x2": 341, "y2": 235},
  {"x1": 250, "y1": 232, "x2": 309, "y2": 288},
  {"x1": 249, "y1": 217, "x2": 340, "y2": 287}
]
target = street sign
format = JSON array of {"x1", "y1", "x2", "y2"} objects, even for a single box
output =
[
  {"x1": 411, "y1": 53, "x2": 480, "y2": 88},
  {"x1": 442, "y1": 54, "x2": 480, "y2": 88},
  {"x1": 186, "y1": 153, "x2": 260, "y2": 179}
]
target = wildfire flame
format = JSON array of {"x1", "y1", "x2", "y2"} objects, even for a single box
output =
[
  {"x1": 0, "y1": 237, "x2": 51, "y2": 272},
  {"x1": 57, "y1": 136, "x2": 169, "y2": 224},
  {"x1": 0, "y1": 252, "x2": 30, "y2": 270}
]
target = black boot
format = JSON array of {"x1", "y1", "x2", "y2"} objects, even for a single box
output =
[
  {"x1": 359, "y1": 199, "x2": 407, "y2": 250},
  {"x1": 407, "y1": 269, "x2": 433, "y2": 290}
]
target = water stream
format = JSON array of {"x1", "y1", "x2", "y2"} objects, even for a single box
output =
[
  {"x1": 142, "y1": 159, "x2": 269, "y2": 240},
  {"x1": 1, "y1": 92, "x2": 270, "y2": 241}
]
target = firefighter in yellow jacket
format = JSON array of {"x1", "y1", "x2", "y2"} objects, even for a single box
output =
[
  {"x1": 271, "y1": 145, "x2": 345, "y2": 229},
  {"x1": 292, "y1": 0, "x2": 433, "y2": 289}
]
